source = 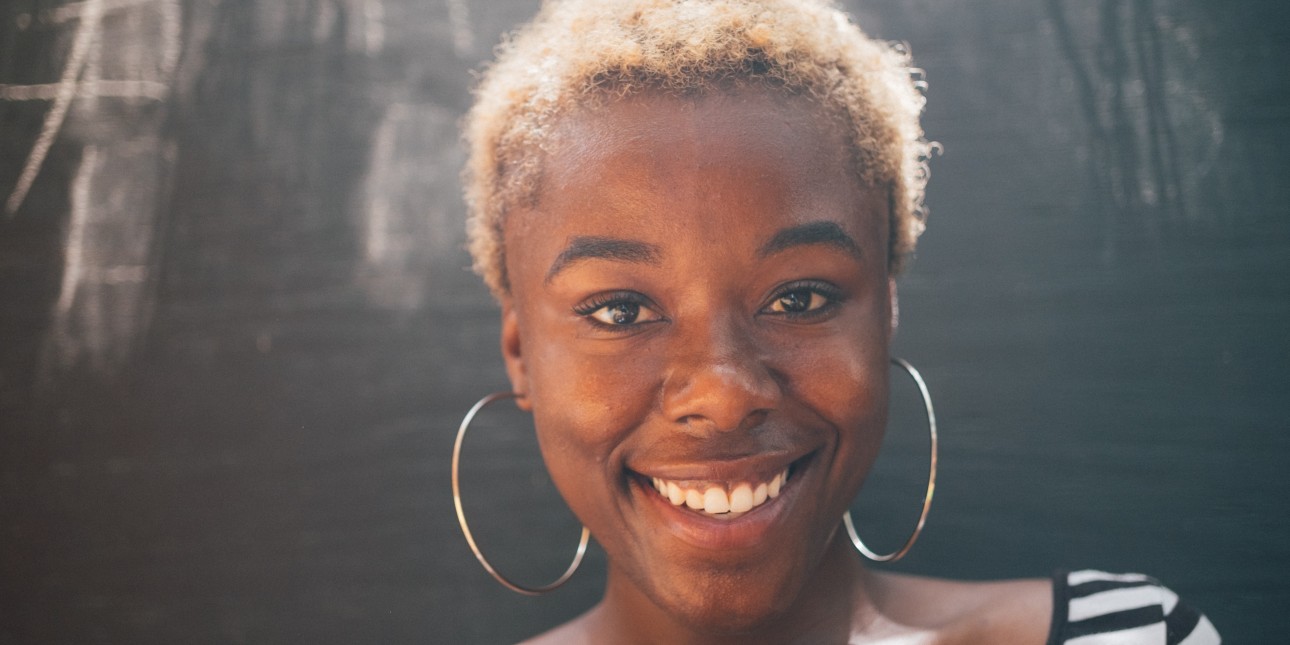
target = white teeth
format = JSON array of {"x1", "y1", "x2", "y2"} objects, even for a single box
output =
[
  {"x1": 703, "y1": 488, "x2": 730, "y2": 514},
  {"x1": 647, "y1": 467, "x2": 790, "y2": 516},
  {"x1": 729, "y1": 484, "x2": 753, "y2": 513},
  {"x1": 685, "y1": 489, "x2": 704, "y2": 510},
  {"x1": 667, "y1": 481, "x2": 685, "y2": 505}
]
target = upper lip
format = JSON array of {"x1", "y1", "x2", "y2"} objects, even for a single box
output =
[{"x1": 628, "y1": 450, "x2": 811, "y2": 483}]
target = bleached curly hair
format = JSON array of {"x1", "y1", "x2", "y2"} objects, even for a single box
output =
[{"x1": 463, "y1": 0, "x2": 933, "y2": 299}]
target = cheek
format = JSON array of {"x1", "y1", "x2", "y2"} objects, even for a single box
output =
[
  {"x1": 778, "y1": 302, "x2": 888, "y2": 407},
  {"x1": 775, "y1": 321, "x2": 890, "y2": 486},
  {"x1": 791, "y1": 344, "x2": 887, "y2": 438},
  {"x1": 524, "y1": 339, "x2": 663, "y2": 512},
  {"x1": 527, "y1": 339, "x2": 662, "y2": 436}
]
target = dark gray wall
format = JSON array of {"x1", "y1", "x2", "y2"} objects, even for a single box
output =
[{"x1": 1, "y1": 0, "x2": 1286, "y2": 642}]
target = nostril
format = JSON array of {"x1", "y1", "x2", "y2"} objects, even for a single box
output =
[{"x1": 677, "y1": 407, "x2": 772, "y2": 436}]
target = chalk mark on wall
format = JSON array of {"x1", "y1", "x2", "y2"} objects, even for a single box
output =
[
  {"x1": 0, "y1": 0, "x2": 184, "y2": 378},
  {"x1": 3, "y1": 0, "x2": 105, "y2": 215},
  {"x1": 444, "y1": 0, "x2": 473, "y2": 57},
  {"x1": 2, "y1": 0, "x2": 182, "y2": 216}
]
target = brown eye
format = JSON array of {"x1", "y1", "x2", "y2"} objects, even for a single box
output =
[
  {"x1": 594, "y1": 302, "x2": 640, "y2": 325},
  {"x1": 583, "y1": 298, "x2": 664, "y2": 327},
  {"x1": 776, "y1": 291, "x2": 813, "y2": 313},
  {"x1": 768, "y1": 288, "x2": 827, "y2": 314}
]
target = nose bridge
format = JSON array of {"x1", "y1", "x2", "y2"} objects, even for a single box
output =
[{"x1": 661, "y1": 309, "x2": 781, "y2": 433}]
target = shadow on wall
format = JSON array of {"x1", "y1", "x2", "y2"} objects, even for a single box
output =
[{"x1": 1047, "y1": 0, "x2": 1223, "y2": 260}]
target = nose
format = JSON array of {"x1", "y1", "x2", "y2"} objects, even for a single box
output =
[{"x1": 660, "y1": 314, "x2": 782, "y2": 435}]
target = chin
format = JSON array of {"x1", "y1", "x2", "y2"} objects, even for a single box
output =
[
  {"x1": 644, "y1": 562, "x2": 809, "y2": 635},
  {"x1": 680, "y1": 592, "x2": 795, "y2": 635}
]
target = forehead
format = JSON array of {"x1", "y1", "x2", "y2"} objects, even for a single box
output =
[
  {"x1": 540, "y1": 90, "x2": 861, "y2": 206},
  {"x1": 503, "y1": 90, "x2": 887, "y2": 290}
]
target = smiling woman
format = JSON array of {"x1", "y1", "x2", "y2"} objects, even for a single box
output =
[
  {"x1": 499, "y1": 90, "x2": 896, "y2": 637},
  {"x1": 453, "y1": 1, "x2": 1221, "y2": 643}
]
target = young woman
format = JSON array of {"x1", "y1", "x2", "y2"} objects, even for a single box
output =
[{"x1": 452, "y1": 1, "x2": 1220, "y2": 642}]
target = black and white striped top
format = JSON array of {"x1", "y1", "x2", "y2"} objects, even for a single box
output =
[{"x1": 1048, "y1": 570, "x2": 1221, "y2": 644}]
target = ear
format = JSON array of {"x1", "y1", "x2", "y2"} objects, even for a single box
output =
[
  {"x1": 500, "y1": 303, "x2": 533, "y2": 411},
  {"x1": 888, "y1": 277, "x2": 900, "y2": 340}
]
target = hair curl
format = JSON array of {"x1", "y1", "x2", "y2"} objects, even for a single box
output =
[{"x1": 463, "y1": 0, "x2": 933, "y2": 299}]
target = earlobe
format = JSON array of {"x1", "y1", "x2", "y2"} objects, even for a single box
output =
[
  {"x1": 888, "y1": 277, "x2": 900, "y2": 339},
  {"x1": 500, "y1": 304, "x2": 533, "y2": 411}
]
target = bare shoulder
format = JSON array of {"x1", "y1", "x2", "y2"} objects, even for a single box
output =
[
  {"x1": 519, "y1": 605, "x2": 600, "y2": 645},
  {"x1": 520, "y1": 622, "x2": 583, "y2": 645},
  {"x1": 868, "y1": 570, "x2": 1053, "y2": 644}
]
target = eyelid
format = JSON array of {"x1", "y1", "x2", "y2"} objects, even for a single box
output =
[{"x1": 572, "y1": 290, "x2": 649, "y2": 315}]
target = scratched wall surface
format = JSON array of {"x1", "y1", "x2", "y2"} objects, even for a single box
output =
[{"x1": 0, "y1": 0, "x2": 1286, "y2": 643}]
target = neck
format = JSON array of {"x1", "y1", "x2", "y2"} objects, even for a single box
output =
[{"x1": 590, "y1": 533, "x2": 880, "y2": 645}]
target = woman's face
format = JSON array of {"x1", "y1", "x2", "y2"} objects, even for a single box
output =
[{"x1": 501, "y1": 90, "x2": 893, "y2": 629}]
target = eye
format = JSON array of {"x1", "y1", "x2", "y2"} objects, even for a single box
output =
[
  {"x1": 768, "y1": 290, "x2": 821, "y2": 314},
  {"x1": 574, "y1": 292, "x2": 665, "y2": 329},
  {"x1": 591, "y1": 301, "x2": 650, "y2": 325},
  {"x1": 762, "y1": 282, "x2": 842, "y2": 318}
]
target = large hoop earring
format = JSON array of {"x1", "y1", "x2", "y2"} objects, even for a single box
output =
[
  {"x1": 451, "y1": 391, "x2": 590, "y2": 595},
  {"x1": 843, "y1": 357, "x2": 938, "y2": 563}
]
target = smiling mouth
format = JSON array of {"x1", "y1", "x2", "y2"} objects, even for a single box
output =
[{"x1": 644, "y1": 465, "x2": 794, "y2": 518}]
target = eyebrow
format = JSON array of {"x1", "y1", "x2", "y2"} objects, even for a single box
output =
[
  {"x1": 758, "y1": 221, "x2": 863, "y2": 260},
  {"x1": 545, "y1": 235, "x2": 662, "y2": 283}
]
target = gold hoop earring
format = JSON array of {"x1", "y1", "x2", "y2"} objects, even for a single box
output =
[
  {"x1": 843, "y1": 357, "x2": 938, "y2": 563},
  {"x1": 452, "y1": 391, "x2": 590, "y2": 595}
]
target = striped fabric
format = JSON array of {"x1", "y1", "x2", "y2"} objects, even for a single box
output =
[{"x1": 1048, "y1": 570, "x2": 1221, "y2": 645}]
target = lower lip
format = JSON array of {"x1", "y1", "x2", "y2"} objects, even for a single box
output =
[{"x1": 633, "y1": 462, "x2": 808, "y2": 552}]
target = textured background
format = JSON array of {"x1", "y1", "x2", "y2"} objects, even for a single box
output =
[{"x1": 1, "y1": 0, "x2": 1287, "y2": 642}]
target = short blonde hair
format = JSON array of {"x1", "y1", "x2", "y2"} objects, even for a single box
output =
[{"x1": 463, "y1": 0, "x2": 933, "y2": 299}]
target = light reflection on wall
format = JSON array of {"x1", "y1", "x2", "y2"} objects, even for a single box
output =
[
  {"x1": 1046, "y1": 0, "x2": 1224, "y2": 257},
  {"x1": 357, "y1": 100, "x2": 462, "y2": 311},
  {"x1": 1, "y1": 0, "x2": 180, "y2": 379}
]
